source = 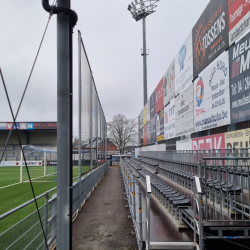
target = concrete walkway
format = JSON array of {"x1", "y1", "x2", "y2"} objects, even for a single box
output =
[{"x1": 72, "y1": 165, "x2": 138, "y2": 250}]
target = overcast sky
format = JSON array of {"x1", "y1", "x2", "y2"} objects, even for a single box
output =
[{"x1": 0, "y1": 0, "x2": 210, "y2": 136}]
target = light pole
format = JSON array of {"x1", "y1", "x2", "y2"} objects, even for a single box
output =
[{"x1": 128, "y1": 0, "x2": 159, "y2": 106}]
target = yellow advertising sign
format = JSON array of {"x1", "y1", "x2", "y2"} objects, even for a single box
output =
[
  {"x1": 143, "y1": 105, "x2": 147, "y2": 126},
  {"x1": 225, "y1": 128, "x2": 250, "y2": 149}
]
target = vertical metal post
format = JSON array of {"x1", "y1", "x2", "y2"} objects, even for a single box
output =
[
  {"x1": 142, "y1": 15, "x2": 147, "y2": 106},
  {"x1": 78, "y1": 31, "x2": 82, "y2": 209},
  {"x1": 145, "y1": 175, "x2": 151, "y2": 250},
  {"x1": 90, "y1": 73, "x2": 93, "y2": 170},
  {"x1": 57, "y1": 0, "x2": 72, "y2": 248},
  {"x1": 43, "y1": 192, "x2": 49, "y2": 250},
  {"x1": 99, "y1": 107, "x2": 102, "y2": 165},
  {"x1": 44, "y1": 151, "x2": 47, "y2": 177},
  {"x1": 20, "y1": 148, "x2": 23, "y2": 183},
  {"x1": 138, "y1": 184, "x2": 143, "y2": 250},
  {"x1": 132, "y1": 177, "x2": 136, "y2": 222},
  {"x1": 96, "y1": 100, "x2": 98, "y2": 166}
]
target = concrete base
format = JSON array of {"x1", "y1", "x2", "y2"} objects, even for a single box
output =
[{"x1": 150, "y1": 241, "x2": 196, "y2": 249}]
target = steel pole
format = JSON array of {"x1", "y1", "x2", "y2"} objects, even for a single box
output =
[
  {"x1": 96, "y1": 100, "x2": 98, "y2": 167},
  {"x1": 142, "y1": 15, "x2": 147, "y2": 106},
  {"x1": 57, "y1": 0, "x2": 73, "y2": 248},
  {"x1": 90, "y1": 74, "x2": 93, "y2": 170}
]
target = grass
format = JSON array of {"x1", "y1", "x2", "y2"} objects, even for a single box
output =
[{"x1": 0, "y1": 165, "x2": 90, "y2": 234}]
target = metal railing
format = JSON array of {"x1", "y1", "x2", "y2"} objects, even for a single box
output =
[{"x1": 0, "y1": 161, "x2": 109, "y2": 250}]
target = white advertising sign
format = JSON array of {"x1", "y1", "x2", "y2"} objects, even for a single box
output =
[
  {"x1": 194, "y1": 51, "x2": 230, "y2": 132},
  {"x1": 0, "y1": 161, "x2": 43, "y2": 166},
  {"x1": 164, "y1": 60, "x2": 175, "y2": 106},
  {"x1": 164, "y1": 98, "x2": 175, "y2": 140},
  {"x1": 175, "y1": 32, "x2": 193, "y2": 96},
  {"x1": 176, "y1": 139, "x2": 192, "y2": 150},
  {"x1": 175, "y1": 83, "x2": 194, "y2": 137}
]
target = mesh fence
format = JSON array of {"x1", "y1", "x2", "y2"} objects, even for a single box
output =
[{"x1": 78, "y1": 31, "x2": 107, "y2": 178}]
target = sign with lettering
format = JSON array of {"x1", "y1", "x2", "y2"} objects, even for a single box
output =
[
  {"x1": 164, "y1": 60, "x2": 175, "y2": 106},
  {"x1": 164, "y1": 98, "x2": 176, "y2": 140}
]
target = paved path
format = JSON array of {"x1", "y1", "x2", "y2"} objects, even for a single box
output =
[{"x1": 72, "y1": 165, "x2": 138, "y2": 250}]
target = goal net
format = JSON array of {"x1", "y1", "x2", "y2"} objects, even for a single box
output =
[{"x1": 20, "y1": 145, "x2": 57, "y2": 183}]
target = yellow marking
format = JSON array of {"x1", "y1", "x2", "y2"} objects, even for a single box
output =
[
  {"x1": 130, "y1": 182, "x2": 131, "y2": 186},
  {"x1": 133, "y1": 192, "x2": 135, "y2": 197},
  {"x1": 139, "y1": 208, "x2": 142, "y2": 213}
]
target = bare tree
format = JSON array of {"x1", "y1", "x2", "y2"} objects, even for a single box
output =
[{"x1": 108, "y1": 114, "x2": 138, "y2": 154}]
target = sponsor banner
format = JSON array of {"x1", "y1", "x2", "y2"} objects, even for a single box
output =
[
  {"x1": 143, "y1": 125, "x2": 147, "y2": 145},
  {"x1": 0, "y1": 122, "x2": 57, "y2": 130},
  {"x1": 193, "y1": 0, "x2": 229, "y2": 78},
  {"x1": 164, "y1": 98, "x2": 176, "y2": 140},
  {"x1": 175, "y1": 83, "x2": 194, "y2": 137},
  {"x1": 138, "y1": 116, "x2": 140, "y2": 145},
  {"x1": 192, "y1": 133, "x2": 225, "y2": 150},
  {"x1": 140, "y1": 128, "x2": 143, "y2": 146},
  {"x1": 176, "y1": 139, "x2": 192, "y2": 150},
  {"x1": 0, "y1": 161, "x2": 43, "y2": 166},
  {"x1": 34, "y1": 122, "x2": 57, "y2": 130},
  {"x1": 143, "y1": 105, "x2": 147, "y2": 126},
  {"x1": 147, "y1": 121, "x2": 151, "y2": 144},
  {"x1": 156, "y1": 109, "x2": 164, "y2": 141},
  {"x1": 0, "y1": 123, "x2": 6, "y2": 130},
  {"x1": 229, "y1": 32, "x2": 250, "y2": 123},
  {"x1": 147, "y1": 98, "x2": 150, "y2": 122},
  {"x1": 225, "y1": 128, "x2": 250, "y2": 148},
  {"x1": 194, "y1": 51, "x2": 230, "y2": 132},
  {"x1": 156, "y1": 78, "x2": 164, "y2": 114},
  {"x1": 150, "y1": 115, "x2": 156, "y2": 144},
  {"x1": 150, "y1": 90, "x2": 156, "y2": 119},
  {"x1": 164, "y1": 60, "x2": 175, "y2": 106},
  {"x1": 228, "y1": 0, "x2": 250, "y2": 46},
  {"x1": 175, "y1": 32, "x2": 193, "y2": 96},
  {"x1": 139, "y1": 110, "x2": 143, "y2": 129}
]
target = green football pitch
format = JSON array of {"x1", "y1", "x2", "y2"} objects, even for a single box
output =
[{"x1": 0, "y1": 165, "x2": 89, "y2": 234}]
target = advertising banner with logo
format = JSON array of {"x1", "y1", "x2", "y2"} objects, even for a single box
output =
[
  {"x1": 192, "y1": 133, "x2": 225, "y2": 150},
  {"x1": 147, "y1": 121, "x2": 151, "y2": 144},
  {"x1": 147, "y1": 98, "x2": 150, "y2": 122},
  {"x1": 194, "y1": 51, "x2": 230, "y2": 132},
  {"x1": 143, "y1": 105, "x2": 147, "y2": 126},
  {"x1": 0, "y1": 161, "x2": 43, "y2": 167},
  {"x1": 143, "y1": 125, "x2": 147, "y2": 145},
  {"x1": 193, "y1": 0, "x2": 229, "y2": 78},
  {"x1": 175, "y1": 32, "x2": 193, "y2": 96},
  {"x1": 229, "y1": 32, "x2": 250, "y2": 123},
  {"x1": 138, "y1": 116, "x2": 140, "y2": 145},
  {"x1": 150, "y1": 114, "x2": 156, "y2": 144},
  {"x1": 150, "y1": 90, "x2": 156, "y2": 118},
  {"x1": 156, "y1": 109, "x2": 164, "y2": 141},
  {"x1": 225, "y1": 128, "x2": 250, "y2": 148},
  {"x1": 140, "y1": 128, "x2": 143, "y2": 146},
  {"x1": 139, "y1": 110, "x2": 143, "y2": 129},
  {"x1": 164, "y1": 60, "x2": 175, "y2": 106},
  {"x1": 156, "y1": 78, "x2": 164, "y2": 114},
  {"x1": 228, "y1": 0, "x2": 250, "y2": 46},
  {"x1": 175, "y1": 83, "x2": 194, "y2": 137},
  {"x1": 164, "y1": 98, "x2": 176, "y2": 140}
]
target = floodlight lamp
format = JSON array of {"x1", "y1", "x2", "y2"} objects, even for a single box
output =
[
  {"x1": 128, "y1": 4, "x2": 132, "y2": 11},
  {"x1": 134, "y1": 0, "x2": 138, "y2": 4}
]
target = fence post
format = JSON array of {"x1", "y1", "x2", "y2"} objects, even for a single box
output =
[
  {"x1": 138, "y1": 183, "x2": 143, "y2": 250},
  {"x1": 132, "y1": 176, "x2": 136, "y2": 222},
  {"x1": 43, "y1": 192, "x2": 49, "y2": 250},
  {"x1": 90, "y1": 73, "x2": 93, "y2": 170},
  {"x1": 96, "y1": 101, "x2": 99, "y2": 167},
  {"x1": 20, "y1": 148, "x2": 23, "y2": 183},
  {"x1": 145, "y1": 175, "x2": 151, "y2": 250}
]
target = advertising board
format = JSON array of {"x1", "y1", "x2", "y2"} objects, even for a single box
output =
[
  {"x1": 140, "y1": 128, "x2": 143, "y2": 146},
  {"x1": 147, "y1": 121, "x2": 151, "y2": 144},
  {"x1": 0, "y1": 122, "x2": 57, "y2": 130},
  {"x1": 192, "y1": 133, "x2": 225, "y2": 150},
  {"x1": 164, "y1": 98, "x2": 175, "y2": 140},
  {"x1": 175, "y1": 32, "x2": 193, "y2": 96},
  {"x1": 193, "y1": 0, "x2": 229, "y2": 78},
  {"x1": 150, "y1": 114, "x2": 156, "y2": 144},
  {"x1": 225, "y1": 128, "x2": 250, "y2": 148},
  {"x1": 150, "y1": 90, "x2": 156, "y2": 119},
  {"x1": 156, "y1": 78, "x2": 164, "y2": 114},
  {"x1": 156, "y1": 109, "x2": 164, "y2": 141},
  {"x1": 139, "y1": 110, "x2": 143, "y2": 129},
  {"x1": 0, "y1": 161, "x2": 43, "y2": 167},
  {"x1": 176, "y1": 139, "x2": 192, "y2": 150},
  {"x1": 147, "y1": 98, "x2": 150, "y2": 122},
  {"x1": 175, "y1": 83, "x2": 194, "y2": 137},
  {"x1": 194, "y1": 51, "x2": 230, "y2": 132},
  {"x1": 164, "y1": 60, "x2": 175, "y2": 106},
  {"x1": 143, "y1": 105, "x2": 147, "y2": 126},
  {"x1": 228, "y1": 0, "x2": 250, "y2": 45},
  {"x1": 143, "y1": 125, "x2": 147, "y2": 145},
  {"x1": 229, "y1": 32, "x2": 250, "y2": 123}
]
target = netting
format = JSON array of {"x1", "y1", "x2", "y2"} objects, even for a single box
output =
[{"x1": 78, "y1": 31, "x2": 107, "y2": 178}]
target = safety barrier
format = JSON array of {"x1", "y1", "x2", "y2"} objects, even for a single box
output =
[{"x1": 0, "y1": 161, "x2": 109, "y2": 250}]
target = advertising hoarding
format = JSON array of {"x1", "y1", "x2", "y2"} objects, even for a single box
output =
[
  {"x1": 228, "y1": 0, "x2": 250, "y2": 45},
  {"x1": 140, "y1": 128, "x2": 143, "y2": 146},
  {"x1": 164, "y1": 98, "x2": 176, "y2": 140},
  {"x1": 147, "y1": 121, "x2": 151, "y2": 144},
  {"x1": 156, "y1": 109, "x2": 164, "y2": 141},
  {"x1": 225, "y1": 128, "x2": 250, "y2": 148},
  {"x1": 176, "y1": 139, "x2": 192, "y2": 150},
  {"x1": 139, "y1": 110, "x2": 143, "y2": 129},
  {"x1": 164, "y1": 60, "x2": 175, "y2": 106},
  {"x1": 143, "y1": 105, "x2": 147, "y2": 126},
  {"x1": 150, "y1": 114, "x2": 156, "y2": 144},
  {"x1": 175, "y1": 32, "x2": 193, "y2": 96},
  {"x1": 192, "y1": 133, "x2": 225, "y2": 150},
  {"x1": 229, "y1": 32, "x2": 250, "y2": 123},
  {"x1": 0, "y1": 122, "x2": 57, "y2": 130},
  {"x1": 147, "y1": 98, "x2": 150, "y2": 122},
  {"x1": 150, "y1": 90, "x2": 156, "y2": 118},
  {"x1": 143, "y1": 125, "x2": 147, "y2": 145},
  {"x1": 156, "y1": 78, "x2": 164, "y2": 114},
  {"x1": 193, "y1": 0, "x2": 229, "y2": 78},
  {"x1": 194, "y1": 51, "x2": 230, "y2": 132},
  {"x1": 175, "y1": 83, "x2": 194, "y2": 137}
]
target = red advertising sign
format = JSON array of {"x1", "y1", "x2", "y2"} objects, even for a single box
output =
[
  {"x1": 192, "y1": 133, "x2": 225, "y2": 150},
  {"x1": 6, "y1": 123, "x2": 13, "y2": 130},
  {"x1": 34, "y1": 122, "x2": 57, "y2": 129},
  {"x1": 156, "y1": 77, "x2": 164, "y2": 114},
  {"x1": 143, "y1": 125, "x2": 147, "y2": 146},
  {"x1": 228, "y1": 0, "x2": 250, "y2": 45}
]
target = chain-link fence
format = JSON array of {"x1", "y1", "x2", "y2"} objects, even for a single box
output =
[{"x1": 78, "y1": 31, "x2": 107, "y2": 178}]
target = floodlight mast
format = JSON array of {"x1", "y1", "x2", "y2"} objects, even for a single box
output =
[{"x1": 128, "y1": 0, "x2": 159, "y2": 107}]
